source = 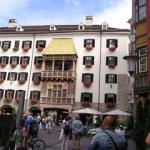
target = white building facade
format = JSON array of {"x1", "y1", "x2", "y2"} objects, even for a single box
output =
[{"x1": 0, "y1": 18, "x2": 129, "y2": 117}]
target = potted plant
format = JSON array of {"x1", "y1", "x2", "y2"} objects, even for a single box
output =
[
  {"x1": 18, "y1": 79, "x2": 26, "y2": 84},
  {"x1": 31, "y1": 99, "x2": 37, "y2": 105},
  {"x1": 11, "y1": 63, "x2": 17, "y2": 68},
  {"x1": 37, "y1": 47, "x2": 44, "y2": 52},
  {"x1": 21, "y1": 63, "x2": 27, "y2": 68},
  {"x1": 23, "y1": 47, "x2": 29, "y2": 52},
  {"x1": 83, "y1": 82, "x2": 91, "y2": 87}
]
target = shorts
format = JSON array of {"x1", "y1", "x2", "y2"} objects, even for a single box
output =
[{"x1": 72, "y1": 133, "x2": 81, "y2": 140}]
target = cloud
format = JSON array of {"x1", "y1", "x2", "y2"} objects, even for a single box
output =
[{"x1": 94, "y1": 0, "x2": 132, "y2": 29}]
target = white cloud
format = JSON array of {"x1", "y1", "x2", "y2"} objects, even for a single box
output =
[
  {"x1": 94, "y1": 0, "x2": 132, "y2": 29},
  {"x1": 65, "y1": 0, "x2": 80, "y2": 5}
]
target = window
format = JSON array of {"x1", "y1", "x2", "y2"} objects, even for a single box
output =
[
  {"x1": 0, "y1": 56, "x2": 9, "y2": 65},
  {"x1": 20, "y1": 56, "x2": 30, "y2": 65},
  {"x1": 105, "y1": 74, "x2": 117, "y2": 83},
  {"x1": 22, "y1": 41, "x2": 32, "y2": 49},
  {"x1": 10, "y1": 56, "x2": 19, "y2": 65},
  {"x1": 8, "y1": 72, "x2": 17, "y2": 81},
  {"x1": 54, "y1": 60, "x2": 62, "y2": 70},
  {"x1": 15, "y1": 90, "x2": 25, "y2": 99},
  {"x1": 136, "y1": 0, "x2": 146, "y2": 21},
  {"x1": 105, "y1": 93, "x2": 117, "y2": 104},
  {"x1": 36, "y1": 40, "x2": 46, "y2": 51},
  {"x1": 32, "y1": 72, "x2": 41, "y2": 85},
  {"x1": 106, "y1": 56, "x2": 118, "y2": 68},
  {"x1": 34, "y1": 57, "x2": 43, "y2": 65},
  {"x1": 64, "y1": 60, "x2": 73, "y2": 71},
  {"x1": 18, "y1": 72, "x2": 28, "y2": 80},
  {"x1": 0, "y1": 41, "x2": 1, "y2": 47},
  {"x1": 78, "y1": 23, "x2": 85, "y2": 30},
  {"x1": 106, "y1": 39, "x2": 118, "y2": 50},
  {"x1": 0, "y1": 89, "x2": 4, "y2": 100},
  {"x1": 84, "y1": 39, "x2": 95, "y2": 50},
  {"x1": 0, "y1": 72, "x2": 6, "y2": 80},
  {"x1": 82, "y1": 73, "x2": 93, "y2": 83},
  {"x1": 5, "y1": 89, "x2": 14, "y2": 99},
  {"x1": 83, "y1": 56, "x2": 94, "y2": 67},
  {"x1": 13, "y1": 41, "x2": 20, "y2": 50},
  {"x1": 81, "y1": 92, "x2": 92, "y2": 102},
  {"x1": 30, "y1": 91, "x2": 40, "y2": 100},
  {"x1": 2, "y1": 41, "x2": 11, "y2": 50},
  {"x1": 138, "y1": 47, "x2": 147, "y2": 73}
]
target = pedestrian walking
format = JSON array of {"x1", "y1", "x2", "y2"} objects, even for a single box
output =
[
  {"x1": 72, "y1": 114, "x2": 83, "y2": 150},
  {"x1": 60, "y1": 117, "x2": 71, "y2": 150},
  {"x1": 46, "y1": 114, "x2": 53, "y2": 133},
  {"x1": 88, "y1": 115, "x2": 127, "y2": 150}
]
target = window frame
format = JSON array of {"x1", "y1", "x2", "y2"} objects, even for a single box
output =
[
  {"x1": 81, "y1": 92, "x2": 93, "y2": 102},
  {"x1": 105, "y1": 74, "x2": 117, "y2": 84}
]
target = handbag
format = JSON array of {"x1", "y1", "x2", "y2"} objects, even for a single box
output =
[{"x1": 104, "y1": 131, "x2": 119, "y2": 150}]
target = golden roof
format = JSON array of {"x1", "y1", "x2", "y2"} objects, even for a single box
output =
[{"x1": 43, "y1": 38, "x2": 77, "y2": 55}]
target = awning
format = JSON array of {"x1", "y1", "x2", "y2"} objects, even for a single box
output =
[
  {"x1": 42, "y1": 38, "x2": 77, "y2": 55},
  {"x1": 103, "y1": 109, "x2": 131, "y2": 116}
]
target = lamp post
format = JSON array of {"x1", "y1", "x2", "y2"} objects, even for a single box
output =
[{"x1": 123, "y1": 54, "x2": 138, "y2": 125}]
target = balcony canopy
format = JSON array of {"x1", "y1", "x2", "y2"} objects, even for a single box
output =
[{"x1": 43, "y1": 38, "x2": 77, "y2": 55}]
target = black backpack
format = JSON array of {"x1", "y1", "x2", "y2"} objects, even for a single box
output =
[
  {"x1": 31, "y1": 120, "x2": 39, "y2": 134},
  {"x1": 64, "y1": 123, "x2": 70, "y2": 135}
]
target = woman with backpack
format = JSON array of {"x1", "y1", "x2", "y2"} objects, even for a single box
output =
[{"x1": 60, "y1": 117, "x2": 71, "y2": 150}]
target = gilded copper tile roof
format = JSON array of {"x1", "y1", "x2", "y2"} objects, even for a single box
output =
[{"x1": 43, "y1": 38, "x2": 77, "y2": 55}]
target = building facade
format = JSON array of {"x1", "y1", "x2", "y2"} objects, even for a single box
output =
[{"x1": 0, "y1": 17, "x2": 129, "y2": 117}]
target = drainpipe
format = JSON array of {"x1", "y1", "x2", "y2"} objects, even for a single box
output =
[
  {"x1": 98, "y1": 31, "x2": 102, "y2": 111},
  {"x1": 25, "y1": 34, "x2": 36, "y2": 113}
]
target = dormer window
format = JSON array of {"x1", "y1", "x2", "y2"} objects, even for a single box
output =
[
  {"x1": 106, "y1": 39, "x2": 118, "y2": 51},
  {"x1": 83, "y1": 56, "x2": 94, "y2": 67},
  {"x1": 78, "y1": 23, "x2": 85, "y2": 30},
  {"x1": 84, "y1": 39, "x2": 95, "y2": 50},
  {"x1": 2, "y1": 41, "x2": 11, "y2": 51},
  {"x1": 102, "y1": 22, "x2": 108, "y2": 30},
  {"x1": 16, "y1": 25, "x2": 24, "y2": 32},
  {"x1": 50, "y1": 24, "x2": 56, "y2": 31},
  {"x1": 22, "y1": 41, "x2": 32, "y2": 52},
  {"x1": 36, "y1": 40, "x2": 46, "y2": 52},
  {"x1": 106, "y1": 56, "x2": 118, "y2": 68}
]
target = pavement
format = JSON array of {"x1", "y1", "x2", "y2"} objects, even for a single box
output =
[
  {"x1": 0, "y1": 126, "x2": 137, "y2": 150},
  {"x1": 38, "y1": 126, "x2": 137, "y2": 150}
]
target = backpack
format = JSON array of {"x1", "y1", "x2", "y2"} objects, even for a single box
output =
[
  {"x1": 30, "y1": 120, "x2": 39, "y2": 134},
  {"x1": 64, "y1": 122, "x2": 70, "y2": 135}
]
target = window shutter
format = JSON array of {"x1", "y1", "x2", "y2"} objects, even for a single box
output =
[
  {"x1": 115, "y1": 40, "x2": 118, "y2": 48},
  {"x1": 25, "y1": 73, "x2": 28, "y2": 80},
  {"x1": 92, "y1": 57, "x2": 94, "y2": 65},
  {"x1": 0, "y1": 41, "x2": 1, "y2": 47},
  {"x1": 17, "y1": 57, "x2": 19, "y2": 64},
  {"x1": 18, "y1": 73, "x2": 20, "y2": 80},
  {"x1": 115, "y1": 75, "x2": 117, "y2": 83},
  {"x1": 90, "y1": 93, "x2": 92, "y2": 102},
  {"x1": 92, "y1": 39, "x2": 95, "y2": 47},
  {"x1": 82, "y1": 74, "x2": 84, "y2": 82},
  {"x1": 32, "y1": 73, "x2": 35, "y2": 80},
  {"x1": 43, "y1": 40, "x2": 46, "y2": 48},
  {"x1": 27, "y1": 57, "x2": 30, "y2": 64},
  {"x1": 22, "y1": 41, "x2": 25, "y2": 48},
  {"x1": 36, "y1": 41, "x2": 38, "y2": 48},
  {"x1": 29, "y1": 41, "x2": 32, "y2": 48},
  {"x1": 83, "y1": 57, "x2": 85, "y2": 65},
  {"x1": 34, "y1": 57, "x2": 37, "y2": 64},
  {"x1": 84, "y1": 39, "x2": 86, "y2": 47},
  {"x1": 14, "y1": 41, "x2": 20, "y2": 48},
  {"x1": 106, "y1": 40, "x2": 109, "y2": 48},
  {"x1": 115, "y1": 57, "x2": 118, "y2": 65},
  {"x1": 7, "y1": 73, "x2": 10, "y2": 80},
  {"x1": 8, "y1": 41, "x2": 11, "y2": 48},
  {"x1": 105, "y1": 74, "x2": 108, "y2": 83},
  {"x1": 30, "y1": 91, "x2": 32, "y2": 99},
  {"x1": 6, "y1": 57, "x2": 9, "y2": 64},
  {"x1": 106, "y1": 57, "x2": 109, "y2": 65},
  {"x1": 20, "y1": 57, "x2": 23, "y2": 64},
  {"x1": 91, "y1": 74, "x2": 93, "y2": 82},
  {"x1": 10, "y1": 57, "x2": 12, "y2": 64}
]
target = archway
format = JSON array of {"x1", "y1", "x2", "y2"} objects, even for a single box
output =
[{"x1": 29, "y1": 106, "x2": 41, "y2": 115}]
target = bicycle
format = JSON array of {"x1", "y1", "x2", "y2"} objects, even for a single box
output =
[{"x1": 27, "y1": 135, "x2": 46, "y2": 150}]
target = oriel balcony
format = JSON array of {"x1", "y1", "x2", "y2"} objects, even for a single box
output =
[
  {"x1": 135, "y1": 73, "x2": 150, "y2": 95},
  {"x1": 41, "y1": 96, "x2": 74, "y2": 105},
  {"x1": 41, "y1": 71, "x2": 76, "y2": 81}
]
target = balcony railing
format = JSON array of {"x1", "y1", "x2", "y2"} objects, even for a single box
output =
[
  {"x1": 135, "y1": 74, "x2": 150, "y2": 94},
  {"x1": 41, "y1": 71, "x2": 76, "y2": 80},
  {"x1": 41, "y1": 97, "x2": 74, "y2": 105}
]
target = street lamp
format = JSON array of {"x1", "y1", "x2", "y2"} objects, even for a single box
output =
[{"x1": 123, "y1": 54, "x2": 139, "y2": 125}]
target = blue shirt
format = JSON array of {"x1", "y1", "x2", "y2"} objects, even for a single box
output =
[
  {"x1": 88, "y1": 128, "x2": 127, "y2": 150},
  {"x1": 24, "y1": 115, "x2": 33, "y2": 129},
  {"x1": 72, "y1": 120, "x2": 83, "y2": 134}
]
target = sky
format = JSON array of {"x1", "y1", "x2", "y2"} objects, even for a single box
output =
[{"x1": 0, "y1": 0, "x2": 131, "y2": 29}]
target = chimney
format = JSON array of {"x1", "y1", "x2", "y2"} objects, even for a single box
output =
[
  {"x1": 8, "y1": 19, "x2": 17, "y2": 28},
  {"x1": 85, "y1": 16, "x2": 93, "y2": 25}
]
